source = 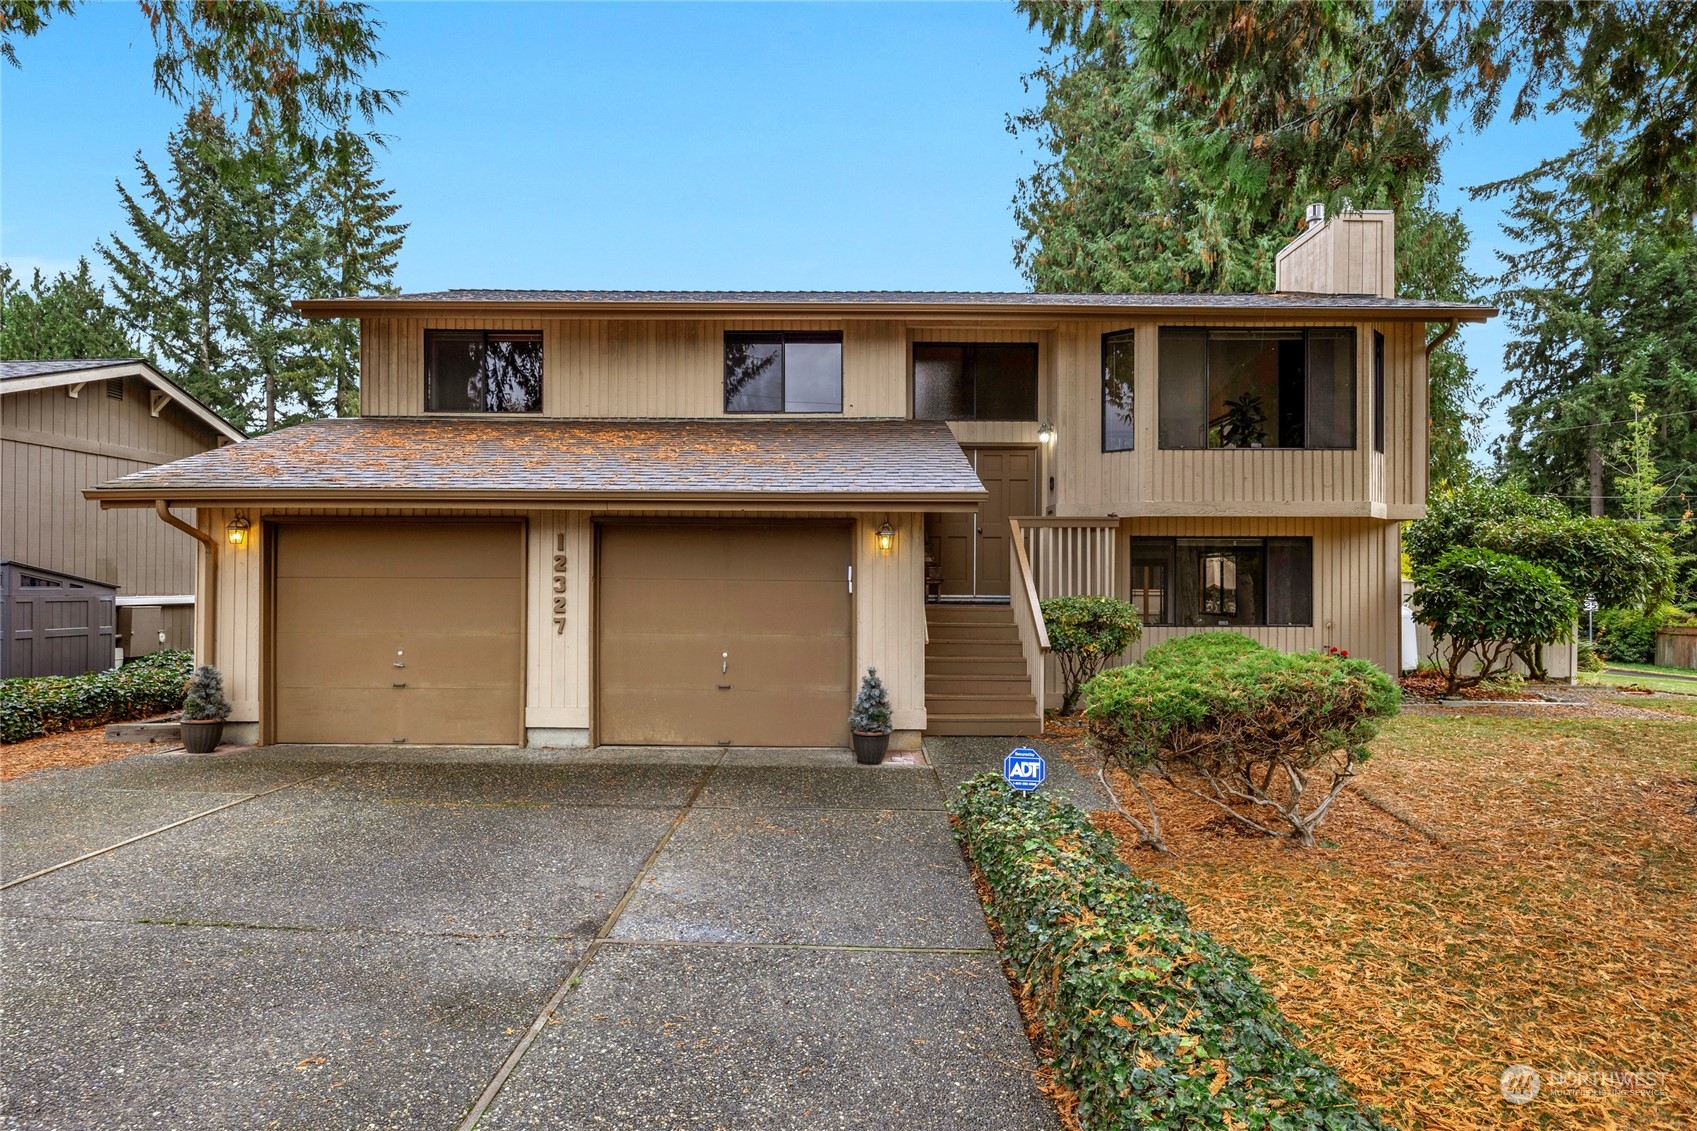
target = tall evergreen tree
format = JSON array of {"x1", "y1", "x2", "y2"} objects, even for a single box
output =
[
  {"x1": 1012, "y1": 1, "x2": 1482, "y2": 483},
  {"x1": 0, "y1": 258, "x2": 136, "y2": 360}
]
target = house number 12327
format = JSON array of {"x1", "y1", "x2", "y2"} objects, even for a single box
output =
[{"x1": 552, "y1": 533, "x2": 568, "y2": 634}]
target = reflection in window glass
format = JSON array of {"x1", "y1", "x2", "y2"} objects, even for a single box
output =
[
  {"x1": 1102, "y1": 330, "x2": 1135, "y2": 451},
  {"x1": 426, "y1": 330, "x2": 542, "y2": 413},
  {"x1": 1157, "y1": 327, "x2": 1356, "y2": 449},
  {"x1": 724, "y1": 332, "x2": 842, "y2": 413},
  {"x1": 912, "y1": 342, "x2": 1038, "y2": 421}
]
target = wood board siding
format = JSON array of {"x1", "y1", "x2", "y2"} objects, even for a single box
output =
[
  {"x1": 357, "y1": 315, "x2": 1426, "y2": 518},
  {"x1": 200, "y1": 505, "x2": 927, "y2": 739},
  {"x1": 2, "y1": 376, "x2": 222, "y2": 596},
  {"x1": 1113, "y1": 516, "x2": 1402, "y2": 677}
]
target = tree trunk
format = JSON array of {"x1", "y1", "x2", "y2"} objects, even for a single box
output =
[{"x1": 1589, "y1": 414, "x2": 1605, "y2": 516}]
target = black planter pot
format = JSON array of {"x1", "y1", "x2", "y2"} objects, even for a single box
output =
[
  {"x1": 180, "y1": 719, "x2": 224, "y2": 754},
  {"x1": 852, "y1": 730, "x2": 890, "y2": 765}
]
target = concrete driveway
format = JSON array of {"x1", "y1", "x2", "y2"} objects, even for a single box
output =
[{"x1": 0, "y1": 741, "x2": 1082, "y2": 1130}]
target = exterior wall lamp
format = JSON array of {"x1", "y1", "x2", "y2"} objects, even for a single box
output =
[
  {"x1": 875, "y1": 519, "x2": 895, "y2": 555},
  {"x1": 1037, "y1": 420, "x2": 1056, "y2": 445},
  {"x1": 225, "y1": 513, "x2": 251, "y2": 547}
]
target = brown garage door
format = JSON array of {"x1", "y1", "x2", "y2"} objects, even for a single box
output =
[
  {"x1": 598, "y1": 523, "x2": 851, "y2": 747},
  {"x1": 272, "y1": 522, "x2": 523, "y2": 744}
]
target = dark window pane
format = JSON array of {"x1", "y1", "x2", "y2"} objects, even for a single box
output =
[
  {"x1": 1129, "y1": 537, "x2": 1173, "y2": 625},
  {"x1": 1158, "y1": 329, "x2": 1207, "y2": 449},
  {"x1": 972, "y1": 343, "x2": 1039, "y2": 421},
  {"x1": 1177, "y1": 538, "x2": 1264, "y2": 626},
  {"x1": 782, "y1": 335, "x2": 843, "y2": 413},
  {"x1": 913, "y1": 344, "x2": 970, "y2": 420},
  {"x1": 1306, "y1": 329, "x2": 1356, "y2": 448},
  {"x1": 725, "y1": 335, "x2": 783, "y2": 413},
  {"x1": 1206, "y1": 330, "x2": 1297, "y2": 449},
  {"x1": 1266, "y1": 538, "x2": 1314, "y2": 625},
  {"x1": 1373, "y1": 331, "x2": 1385, "y2": 453},
  {"x1": 427, "y1": 331, "x2": 483, "y2": 412},
  {"x1": 1102, "y1": 331, "x2": 1135, "y2": 451},
  {"x1": 484, "y1": 334, "x2": 542, "y2": 412}
]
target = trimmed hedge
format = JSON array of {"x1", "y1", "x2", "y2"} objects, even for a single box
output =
[
  {"x1": 0, "y1": 650, "x2": 193, "y2": 744},
  {"x1": 952, "y1": 775, "x2": 1388, "y2": 1131}
]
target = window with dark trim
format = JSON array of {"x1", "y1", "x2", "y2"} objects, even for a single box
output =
[
  {"x1": 912, "y1": 342, "x2": 1039, "y2": 422},
  {"x1": 1157, "y1": 327, "x2": 1356, "y2": 450},
  {"x1": 724, "y1": 331, "x2": 843, "y2": 413},
  {"x1": 425, "y1": 330, "x2": 543, "y2": 413},
  {"x1": 1128, "y1": 536, "x2": 1313, "y2": 627},
  {"x1": 1102, "y1": 330, "x2": 1135, "y2": 451},
  {"x1": 1373, "y1": 330, "x2": 1385, "y2": 454}
]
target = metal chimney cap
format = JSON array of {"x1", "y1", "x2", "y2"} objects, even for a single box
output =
[{"x1": 1305, "y1": 202, "x2": 1326, "y2": 225}]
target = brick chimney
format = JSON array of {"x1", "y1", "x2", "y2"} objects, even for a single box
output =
[{"x1": 1275, "y1": 206, "x2": 1396, "y2": 298}]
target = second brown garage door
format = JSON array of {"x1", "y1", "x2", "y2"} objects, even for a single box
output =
[
  {"x1": 598, "y1": 522, "x2": 852, "y2": 747},
  {"x1": 272, "y1": 522, "x2": 523, "y2": 745}
]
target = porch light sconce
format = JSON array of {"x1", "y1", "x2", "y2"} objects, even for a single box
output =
[
  {"x1": 875, "y1": 519, "x2": 896, "y2": 555},
  {"x1": 225, "y1": 513, "x2": 251, "y2": 548},
  {"x1": 1037, "y1": 420, "x2": 1057, "y2": 445}
]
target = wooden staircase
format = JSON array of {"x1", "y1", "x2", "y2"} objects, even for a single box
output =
[{"x1": 924, "y1": 602, "x2": 1042, "y2": 736}]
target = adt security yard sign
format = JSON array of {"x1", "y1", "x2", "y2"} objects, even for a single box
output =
[{"x1": 1003, "y1": 747, "x2": 1046, "y2": 792}]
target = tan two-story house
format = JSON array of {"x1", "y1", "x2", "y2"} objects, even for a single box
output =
[{"x1": 86, "y1": 210, "x2": 1493, "y2": 748}]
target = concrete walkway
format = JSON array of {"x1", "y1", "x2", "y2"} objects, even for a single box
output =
[{"x1": 0, "y1": 741, "x2": 1078, "y2": 1130}]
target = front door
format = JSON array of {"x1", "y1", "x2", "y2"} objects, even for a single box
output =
[{"x1": 928, "y1": 446, "x2": 1038, "y2": 598}]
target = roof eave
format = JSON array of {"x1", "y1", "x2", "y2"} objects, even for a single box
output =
[
  {"x1": 85, "y1": 486, "x2": 989, "y2": 512},
  {"x1": 1, "y1": 360, "x2": 247, "y2": 442},
  {"x1": 292, "y1": 297, "x2": 1497, "y2": 322}
]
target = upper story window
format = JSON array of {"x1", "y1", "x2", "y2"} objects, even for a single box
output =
[
  {"x1": 913, "y1": 342, "x2": 1038, "y2": 421},
  {"x1": 426, "y1": 330, "x2": 543, "y2": 413},
  {"x1": 1102, "y1": 330, "x2": 1135, "y2": 451},
  {"x1": 724, "y1": 331, "x2": 843, "y2": 413},
  {"x1": 1373, "y1": 331, "x2": 1386, "y2": 454},
  {"x1": 1157, "y1": 327, "x2": 1356, "y2": 450}
]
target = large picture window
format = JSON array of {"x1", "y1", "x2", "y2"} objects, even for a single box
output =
[
  {"x1": 1373, "y1": 330, "x2": 1386, "y2": 454},
  {"x1": 1157, "y1": 328, "x2": 1356, "y2": 450},
  {"x1": 913, "y1": 342, "x2": 1039, "y2": 422},
  {"x1": 1128, "y1": 536, "x2": 1313, "y2": 627},
  {"x1": 426, "y1": 330, "x2": 543, "y2": 413},
  {"x1": 724, "y1": 331, "x2": 843, "y2": 413},
  {"x1": 1102, "y1": 330, "x2": 1135, "y2": 451}
]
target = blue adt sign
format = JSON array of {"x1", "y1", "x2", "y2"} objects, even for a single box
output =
[{"x1": 1003, "y1": 747, "x2": 1046, "y2": 792}]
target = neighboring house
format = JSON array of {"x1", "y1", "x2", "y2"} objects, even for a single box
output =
[
  {"x1": 86, "y1": 210, "x2": 1493, "y2": 747},
  {"x1": 1, "y1": 358, "x2": 244, "y2": 676}
]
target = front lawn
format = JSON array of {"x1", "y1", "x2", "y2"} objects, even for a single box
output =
[
  {"x1": 1052, "y1": 707, "x2": 1696, "y2": 1129},
  {"x1": 1583, "y1": 661, "x2": 1697, "y2": 696}
]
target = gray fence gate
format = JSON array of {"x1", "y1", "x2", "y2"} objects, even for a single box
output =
[{"x1": 0, "y1": 561, "x2": 118, "y2": 679}]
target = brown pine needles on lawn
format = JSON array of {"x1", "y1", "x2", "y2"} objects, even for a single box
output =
[{"x1": 1051, "y1": 707, "x2": 1697, "y2": 1129}]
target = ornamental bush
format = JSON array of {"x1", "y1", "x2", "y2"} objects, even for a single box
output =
[
  {"x1": 1040, "y1": 595, "x2": 1142, "y2": 713},
  {"x1": 1082, "y1": 633, "x2": 1399, "y2": 845},
  {"x1": 1410, "y1": 547, "x2": 1577, "y2": 693},
  {"x1": 0, "y1": 650, "x2": 193, "y2": 744},
  {"x1": 1595, "y1": 604, "x2": 1694, "y2": 664},
  {"x1": 951, "y1": 776, "x2": 1389, "y2": 1131},
  {"x1": 848, "y1": 668, "x2": 892, "y2": 734},
  {"x1": 181, "y1": 665, "x2": 232, "y2": 721}
]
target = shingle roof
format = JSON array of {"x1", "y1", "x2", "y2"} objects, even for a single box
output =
[
  {"x1": 85, "y1": 416, "x2": 987, "y2": 505},
  {"x1": 0, "y1": 358, "x2": 147, "y2": 379},
  {"x1": 294, "y1": 290, "x2": 1495, "y2": 321}
]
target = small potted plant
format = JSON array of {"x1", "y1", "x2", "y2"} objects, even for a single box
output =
[
  {"x1": 849, "y1": 668, "x2": 893, "y2": 765},
  {"x1": 180, "y1": 665, "x2": 231, "y2": 754}
]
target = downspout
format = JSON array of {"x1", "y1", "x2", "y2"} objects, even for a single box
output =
[
  {"x1": 155, "y1": 499, "x2": 216, "y2": 665},
  {"x1": 1424, "y1": 317, "x2": 1459, "y2": 358}
]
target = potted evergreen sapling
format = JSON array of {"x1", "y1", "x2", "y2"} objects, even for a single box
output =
[
  {"x1": 849, "y1": 668, "x2": 893, "y2": 765},
  {"x1": 180, "y1": 665, "x2": 231, "y2": 754}
]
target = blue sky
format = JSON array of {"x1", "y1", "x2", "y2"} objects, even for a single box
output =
[{"x1": 1, "y1": 1, "x2": 1571, "y2": 457}]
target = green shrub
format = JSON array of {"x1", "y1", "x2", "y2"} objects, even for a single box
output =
[
  {"x1": 0, "y1": 650, "x2": 193, "y2": 744},
  {"x1": 182, "y1": 665, "x2": 232, "y2": 721},
  {"x1": 1577, "y1": 640, "x2": 1605, "y2": 673},
  {"x1": 1040, "y1": 595, "x2": 1142, "y2": 714},
  {"x1": 1082, "y1": 633, "x2": 1399, "y2": 845},
  {"x1": 1410, "y1": 547, "x2": 1577, "y2": 693},
  {"x1": 951, "y1": 776, "x2": 1388, "y2": 1131},
  {"x1": 1595, "y1": 604, "x2": 1692, "y2": 664}
]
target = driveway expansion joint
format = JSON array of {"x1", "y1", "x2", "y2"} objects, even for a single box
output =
[{"x1": 456, "y1": 752, "x2": 728, "y2": 1131}]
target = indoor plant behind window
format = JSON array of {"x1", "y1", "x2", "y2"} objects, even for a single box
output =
[
  {"x1": 849, "y1": 668, "x2": 893, "y2": 765},
  {"x1": 180, "y1": 665, "x2": 231, "y2": 754}
]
